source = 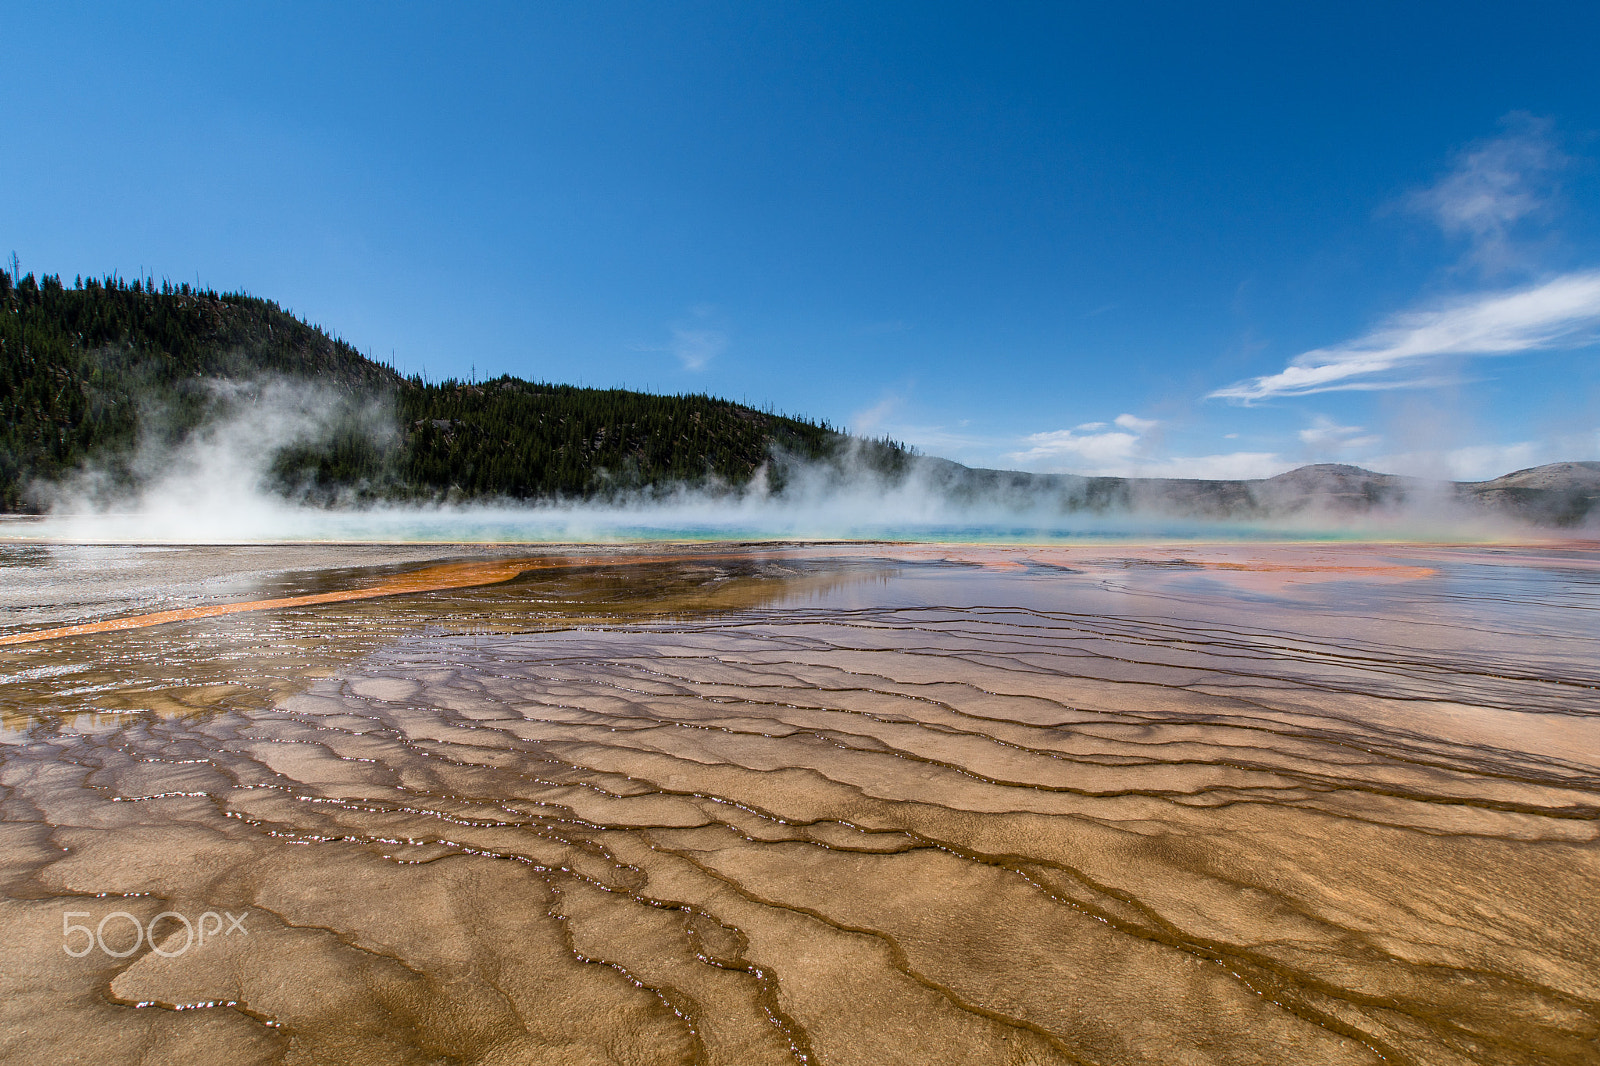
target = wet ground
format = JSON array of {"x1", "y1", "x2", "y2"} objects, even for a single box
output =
[{"x1": 0, "y1": 541, "x2": 1597, "y2": 1065}]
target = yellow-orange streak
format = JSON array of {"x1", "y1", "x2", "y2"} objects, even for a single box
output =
[{"x1": 0, "y1": 551, "x2": 777, "y2": 647}]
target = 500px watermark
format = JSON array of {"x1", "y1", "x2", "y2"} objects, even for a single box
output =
[{"x1": 63, "y1": 909, "x2": 248, "y2": 958}]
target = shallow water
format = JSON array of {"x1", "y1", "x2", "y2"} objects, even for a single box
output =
[
  {"x1": 0, "y1": 542, "x2": 1596, "y2": 1065},
  {"x1": 0, "y1": 508, "x2": 1508, "y2": 545}
]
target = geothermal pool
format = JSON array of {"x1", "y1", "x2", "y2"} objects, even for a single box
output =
[{"x1": 0, "y1": 541, "x2": 1596, "y2": 1065}]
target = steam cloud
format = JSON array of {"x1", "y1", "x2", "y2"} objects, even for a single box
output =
[{"x1": 5, "y1": 379, "x2": 1574, "y2": 545}]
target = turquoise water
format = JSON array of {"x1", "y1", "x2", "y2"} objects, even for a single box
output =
[{"x1": 0, "y1": 509, "x2": 1462, "y2": 544}]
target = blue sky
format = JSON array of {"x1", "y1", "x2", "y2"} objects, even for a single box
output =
[{"x1": 5, "y1": 2, "x2": 1599, "y2": 480}]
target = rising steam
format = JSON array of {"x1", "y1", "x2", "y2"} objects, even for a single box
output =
[{"x1": 6, "y1": 378, "x2": 1581, "y2": 544}]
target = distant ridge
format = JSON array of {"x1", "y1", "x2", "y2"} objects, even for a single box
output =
[
  {"x1": 1468, "y1": 461, "x2": 1600, "y2": 491},
  {"x1": 1456, "y1": 461, "x2": 1600, "y2": 526},
  {"x1": 910, "y1": 458, "x2": 1599, "y2": 527}
]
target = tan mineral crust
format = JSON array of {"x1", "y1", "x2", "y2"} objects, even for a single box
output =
[{"x1": 0, "y1": 540, "x2": 1596, "y2": 1065}]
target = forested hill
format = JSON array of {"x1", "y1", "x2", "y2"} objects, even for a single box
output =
[{"x1": 0, "y1": 270, "x2": 900, "y2": 510}]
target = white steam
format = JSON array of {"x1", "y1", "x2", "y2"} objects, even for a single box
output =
[
  {"x1": 5, "y1": 380, "x2": 1581, "y2": 544},
  {"x1": 30, "y1": 379, "x2": 394, "y2": 540}
]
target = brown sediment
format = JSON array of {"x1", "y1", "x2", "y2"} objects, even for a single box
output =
[{"x1": 0, "y1": 543, "x2": 1596, "y2": 1065}]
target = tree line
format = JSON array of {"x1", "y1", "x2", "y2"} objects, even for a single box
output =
[{"x1": 0, "y1": 269, "x2": 909, "y2": 511}]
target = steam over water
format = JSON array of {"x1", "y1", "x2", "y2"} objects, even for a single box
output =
[{"x1": 1, "y1": 542, "x2": 1597, "y2": 1064}]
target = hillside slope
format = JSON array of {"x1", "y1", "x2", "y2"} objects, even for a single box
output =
[
  {"x1": 1457, "y1": 462, "x2": 1600, "y2": 527},
  {"x1": 0, "y1": 270, "x2": 896, "y2": 510}
]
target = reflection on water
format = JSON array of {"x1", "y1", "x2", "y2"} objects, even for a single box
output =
[{"x1": 0, "y1": 543, "x2": 1597, "y2": 1065}]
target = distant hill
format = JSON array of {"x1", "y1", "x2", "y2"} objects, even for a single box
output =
[
  {"x1": 1457, "y1": 462, "x2": 1600, "y2": 526},
  {"x1": 0, "y1": 270, "x2": 905, "y2": 510},
  {"x1": 910, "y1": 459, "x2": 1600, "y2": 527},
  {"x1": 0, "y1": 270, "x2": 392, "y2": 509}
]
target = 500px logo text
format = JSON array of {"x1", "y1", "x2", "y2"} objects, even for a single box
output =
[{"x1": 63, "y1": 909, "x2": 249, "y2": 958}]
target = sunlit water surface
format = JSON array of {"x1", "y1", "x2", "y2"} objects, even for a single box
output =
[
  {"x1": 0, "y1": 541, "x2": 1596, "y2": 1065},
  {"x1": 0, "y1": 507, "x2": 1501, "y2": 545}
]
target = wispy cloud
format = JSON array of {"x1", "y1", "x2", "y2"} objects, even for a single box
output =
[
  {"x1": 850, "y1": 394, "x2": 901, "y2": 436},
  {"x1": 1131, "y1": 452, "x2": 1289, "y2": 480},
  {"x1": 1009, "y1": 427, "x2": 1142, "y2": 467},
  {"x1": 1007, "y1": 413, "x2": 1152, "y2": 467},
  {"x1": 631, "y1": 306, "x2": 729, "y2": 371},
  {"x1": 670, "y1": 327, "x2": 726, "y2": 371},
  {"x1": 1005, "y1": 414, "x2": 1291, "y2": 480},
  {"x1": 1408, "y1": 112, "x2": 1564, "y2": 271},
  {"x1": 1111, "y1": 413, "x2": 1156, "y2": 433},
  {"x1": 1298, "y1": 415, "x2": 1379, "y2": 451},
  {"x1": 893, "y1": 424, "x2": 1001, "y2": 459},
  {"x1": 1209, "y1": 271, "x2": 1600, "y2": 402},
  {"x1": 1368, "y1": 442, "x2": 1545, "y2": 482}
]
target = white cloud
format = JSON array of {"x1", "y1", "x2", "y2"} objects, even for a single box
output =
[
  {"x1": 1409, "y1": 113, "x2": 1563, "y2": 269},
  {"x1": 1209, "y1": 271, "x2": 1600, "y2": 402},
  {"x1": 1007, "y1": 413, "x2": 1159, "y2": 469},
  {"x1": 1298, "y1": 415, "x2": 1380, "y2": 451},
  {"x1": 671, "y1": 327, "x2": 726, "y2": 371},
  {"x1": 1009, "y1": 427, "x2": 1142, "y2": 467},
  {"x1": 1113, "y1": 413, "x2": 1158, "y2": 433},
  {"x1": 1004, "y1": 415, "x2": 1290, "y2": 480}
]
